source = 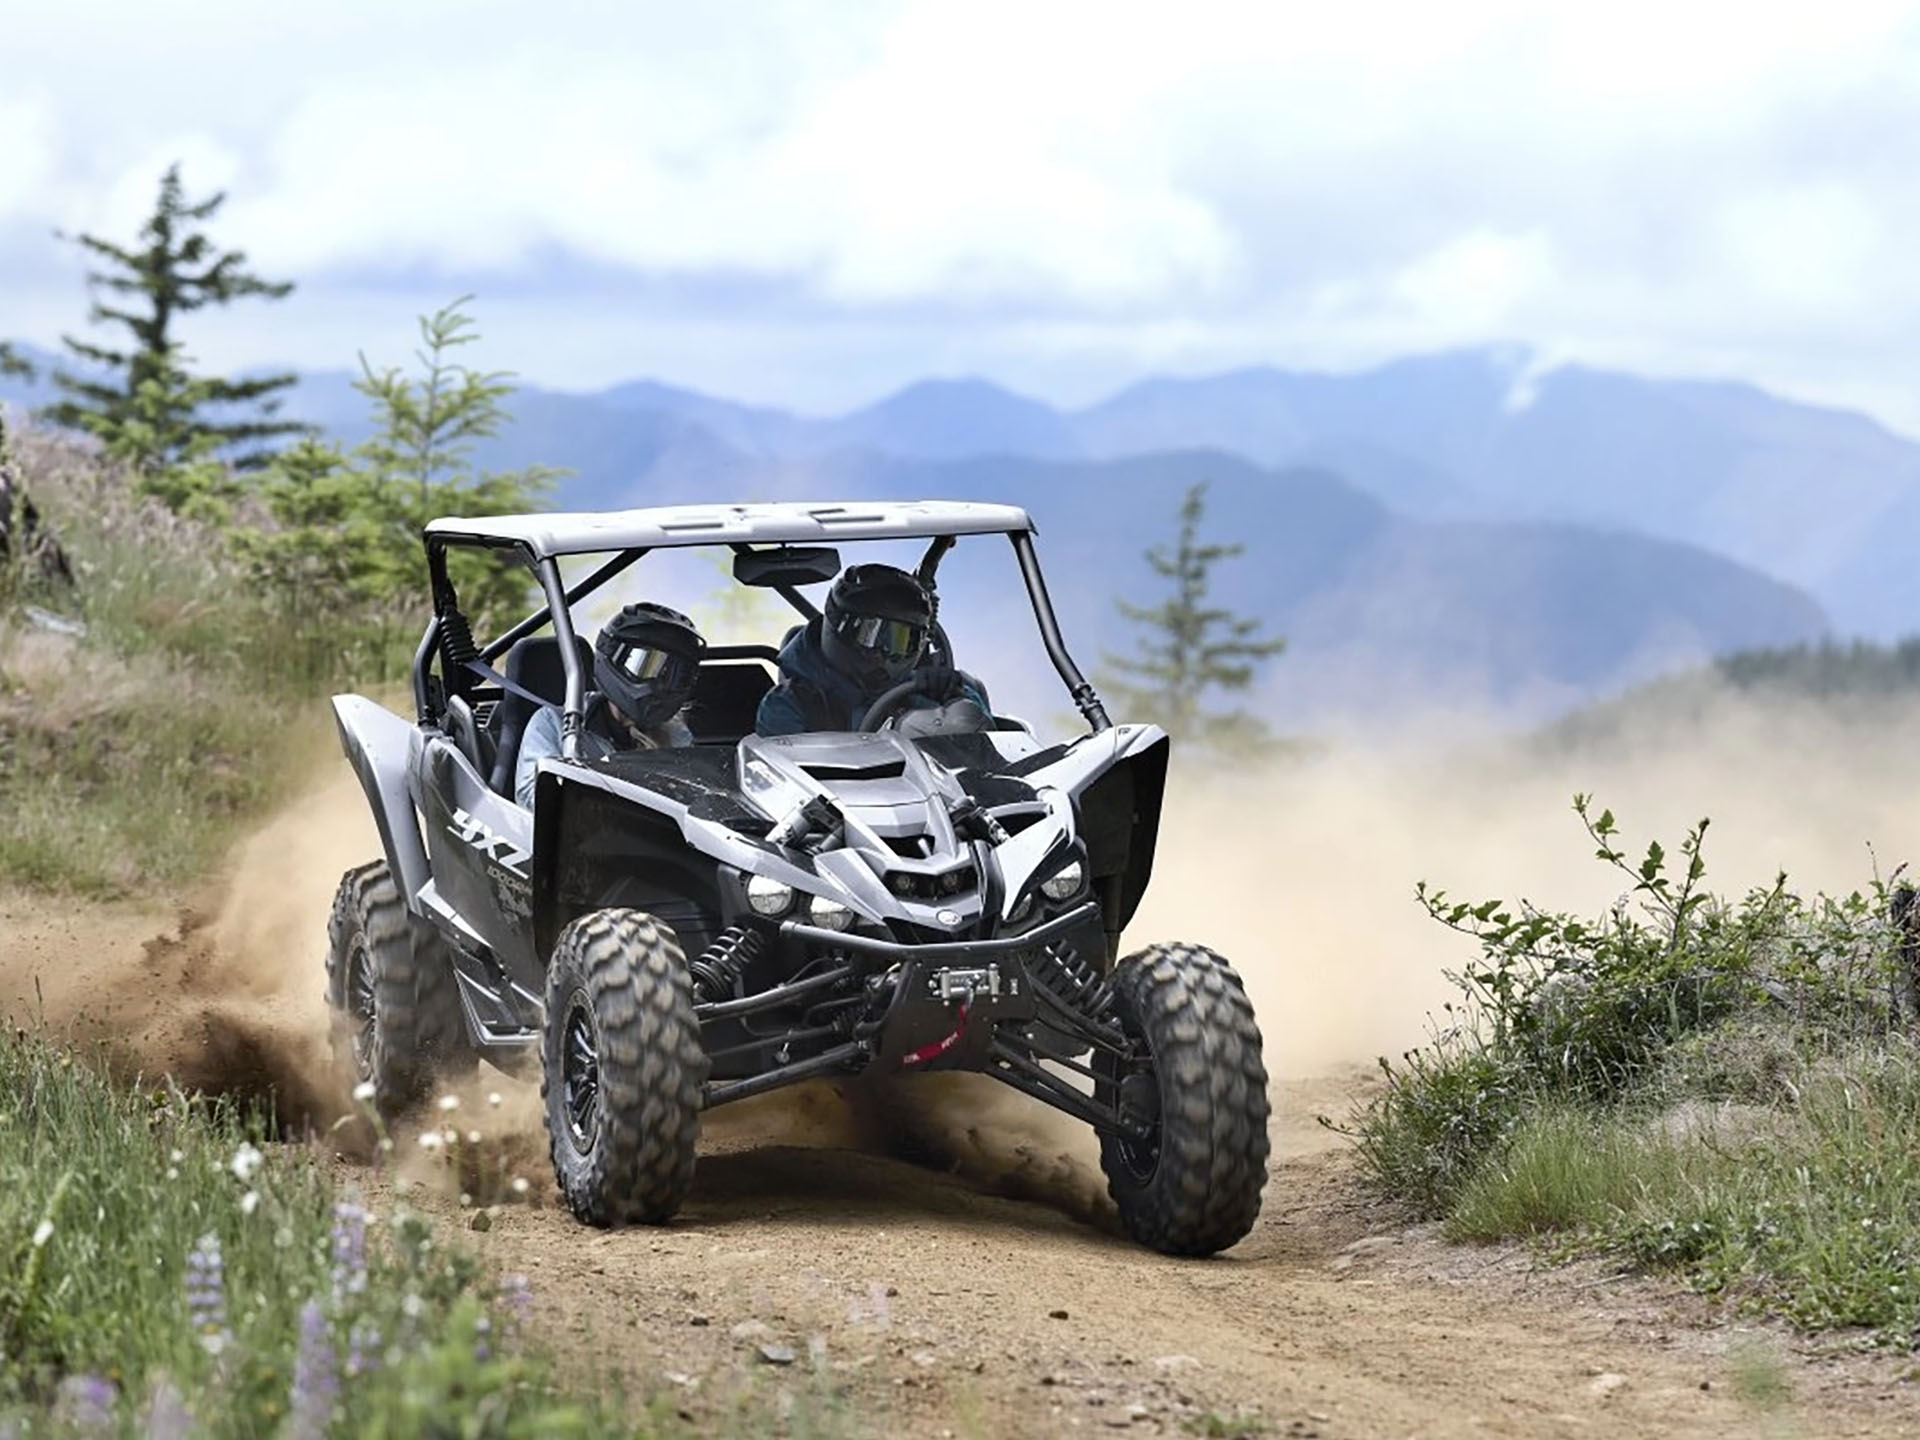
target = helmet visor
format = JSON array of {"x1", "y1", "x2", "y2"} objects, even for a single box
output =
[
  {"x1": 836, "y1": 614, "x2": 926, "y2": 666},
  {"x1": 604, "y1": 642, "x2": 697, "y2": 692}
]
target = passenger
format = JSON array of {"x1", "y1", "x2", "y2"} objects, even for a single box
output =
[
  {"x1": 756, "y1": 564, "x2": 986, "y2": 736},
  {"x1": 515, "y1": 602, "x2": 705, "y2": 809}
]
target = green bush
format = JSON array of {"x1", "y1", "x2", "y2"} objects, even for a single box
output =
[{"x1": 1352, "y1": 795, "x2": 1920, "y2": 1342}]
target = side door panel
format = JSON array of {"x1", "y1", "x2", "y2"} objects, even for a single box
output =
[{"x1": 416, "y1": 735, "x2": 541, "y2": 989}]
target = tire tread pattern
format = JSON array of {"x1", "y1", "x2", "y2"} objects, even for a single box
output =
[
  {"x1": 325, "y1": 859, "x2": 474, "y2": 1116},
  {"x1": 541, "y1": 908, "x2": 708, "y2": 1227},
  {"x1": 1099, "y1": 942, "x2": 1271, "y2": 1256}
]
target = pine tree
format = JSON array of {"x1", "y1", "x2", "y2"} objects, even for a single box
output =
[
  {"x1": 45, "y1": 164, "x2": 305, "y2": 478},
  {"x1": 239, "y1": 298, "x2": 557, "y2": 667},
  {"x1": 1099, "y1": 480, "x2": 1286, "y2": 755}
]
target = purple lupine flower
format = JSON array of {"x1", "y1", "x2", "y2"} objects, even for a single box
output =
[
  {"x1": 52, "y1": 1374, "x2": 116, "y2": 1434},
  {"x1": 473, "y1": 1313, "x2": 493, "y2": 1364},
  {"x1": 496, "y1": 1274, "x2": 533, "y2": 1348},
  {"x1": 288, "y1": 1299, "x2": 337, "y2": 1440},
  {"x1": 345, "y1": 1320, "x2": 381, "y2": 1380},
  {"x1": 330, "y1": 1201, "x2": 368, "y2": 1300},
  {"x1": 184, "y1": 1234, "x2": 230, "y2": 1355}
]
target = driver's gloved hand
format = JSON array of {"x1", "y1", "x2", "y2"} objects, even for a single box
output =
[{"x1": 908, "y1": 665, "x2": 963, "y2": 703}]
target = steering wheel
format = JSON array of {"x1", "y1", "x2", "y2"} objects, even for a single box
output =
[{"x1": 858, "y1": 668, "x2": 992, "y2": 733}]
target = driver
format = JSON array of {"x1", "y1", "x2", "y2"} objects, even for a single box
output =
[
  {"x1": 515, "y1": 602, "x2": 705, "y2": 808},
  {"x1": 755, "y1": 564, "x2": 986, "y2": 736}
]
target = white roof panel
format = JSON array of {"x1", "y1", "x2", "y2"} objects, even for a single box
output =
[{"x1": 425, "y1": 499, "x2": 1035, "y2": 560}]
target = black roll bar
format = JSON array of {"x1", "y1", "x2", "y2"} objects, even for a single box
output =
[
  {"x1": 480, "y1": 547, "x2": 648, "y2": 662},
  {"x1": 1008, "y1": 531, "x2": 1110, "y2": 732}
]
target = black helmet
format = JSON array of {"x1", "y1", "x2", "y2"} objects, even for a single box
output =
[
  {"x1": 592, "y1": 602, "x2": 704, "y2": 729},
  {"x1": 822, "y1": 564, "x2": 932, "y2": 691}
]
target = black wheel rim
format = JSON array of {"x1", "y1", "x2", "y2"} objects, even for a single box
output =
[
  {"x1": 560, "y1": 997, "x2": 602, "y2": 1152},
  {"x1": 347, "y1": 939, "x2": 377, "y2": 1083},
  {"x1": 1114, "y1": 1064, "x2": 1163, "y2": 1181}
]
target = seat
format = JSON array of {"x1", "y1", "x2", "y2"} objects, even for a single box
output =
[
  {"x1": 683, "y1": 658, "x2": 777, "y2": 745},
  {"x1": 486, "y1": 634, "x2": 594, "y2": 796}
]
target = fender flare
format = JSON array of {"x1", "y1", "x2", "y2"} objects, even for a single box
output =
[{"x1": 332, "y1": 694, "x2": 430, "y2": 912}]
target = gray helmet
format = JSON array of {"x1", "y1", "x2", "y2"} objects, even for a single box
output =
[
  {"x1": 592, "y1": 602, "x2": 704, "y2": 729},
  {"x1": 822, "y1": 564, "x2": 932, "y2": 692}
]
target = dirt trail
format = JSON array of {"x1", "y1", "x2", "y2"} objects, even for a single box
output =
[
  {"x1": 9, "y1": 708, "x2": 1920, "y2": 1435},
  {"x1": 419, "y1": 1066, "x2": 1909, "y2": 1440}
]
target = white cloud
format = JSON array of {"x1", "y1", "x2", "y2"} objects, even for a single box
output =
[{"x1": 6, "y1": 0, "x2": 1920, "y2": 425}]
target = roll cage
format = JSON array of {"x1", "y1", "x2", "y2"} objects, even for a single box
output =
[{"x1": 412, "y1": 500, "x2": 1112, "y2": 755}]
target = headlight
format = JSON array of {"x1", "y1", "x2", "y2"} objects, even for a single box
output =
[
  {"x1": 746, "y1": 875, "x2": 794, "y2": 917},
  {"x1": 1041, "y1": 859, "x2": 1084, "y2": 901},
  {"x1": 808, "y1": 895, "x2": 854, "y2": 932},
  {"x1": 1008, "y1": 892, "x2": 1034, "y2": 924}
]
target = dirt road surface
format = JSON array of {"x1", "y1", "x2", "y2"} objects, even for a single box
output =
[{"x1": 9, "y1": 738, "x2": 1920, "y2": 1438}]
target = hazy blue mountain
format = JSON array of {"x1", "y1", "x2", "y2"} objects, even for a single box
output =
[
  {"x1": 815, "y1": 377, "x2": 1082, "y2": 461},
  {"x1": 586, "y1": 446, "x2": 1828, "y2": 725},
  {"x1": 0, "y1": 337, "x2": 1848, "y2": 721}
]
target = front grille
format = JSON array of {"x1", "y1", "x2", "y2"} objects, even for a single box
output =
[{"x1": 884, "y1": 865, "x2": 978, "y2": 902}]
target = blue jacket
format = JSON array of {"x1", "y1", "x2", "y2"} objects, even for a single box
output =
[{"x1": 755, "y1": 619, "x2": 986, "y2": 736}]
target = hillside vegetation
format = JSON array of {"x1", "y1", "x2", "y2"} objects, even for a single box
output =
[{"x1": 1349, "y1": 793, "x2": 1920, "y2": 1341}]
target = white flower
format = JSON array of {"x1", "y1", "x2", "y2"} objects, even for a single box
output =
[
  {"x1": 486, "y1": 1092, "x2": 503, "y2": 1109},
  {"x1": 166, "y1": 1167, "x2": 179, "y2": 1181},
  {"x1": 402, "y1": 1293, "x2": 424, "y2": 1319},
  {"x1": 436, "y1": 1095, "x2": 460, "y2": 1113},
  {"x1": 239, "y1": 1191, "x2": 260, "y2": 1216},
  {"x1": 417, "y1": 1132, "x2": 444, "y2": 1152},
  {"x1": 466, "y1": 1130, "x2": 482, "y2": 1146},
  {"x1": 230, "y1": 1143, "x2": 264, "y2": 1183},
  {"x1": 168, "y1": 1149, "x2": 184, "y2": 1164},
  {"x1": 510, "y1": 1177, "x2": 530, "y2": 1196},
  {"x1": 352, "y1": 1081, "x2": 377, "y2": 1104},
  {"x1": 31, "y1": 1219, "x2": 53, "y2": 1248}
]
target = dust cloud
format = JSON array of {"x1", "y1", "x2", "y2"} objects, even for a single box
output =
[
  {"x1": 0, "y1": 746, "x2": 378, "y2": 1131},
  {"x1": 5, "y1": 683, "x2": 1918, "y2": 1222}
]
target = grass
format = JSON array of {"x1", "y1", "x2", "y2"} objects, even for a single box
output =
[
  {"x1": 0, "y1": 1027, "x2": 670, "y2": 1438},
  {"x1": 1350, "y1": 795, "x2": 1920, "y2": 1344},
  {"x1": 0, "y1": 428, "x2": 397, "y2": 896}
]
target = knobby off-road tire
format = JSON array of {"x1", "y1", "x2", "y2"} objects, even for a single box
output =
[
  {"x1": 1097, "y1": 942, "x2": 1271, "y2": 1256},
  {"x1": 542, "y1": 908, "x2": 709, "y2": 1227},
  {"x1": 326, "y1": 860, "x2": 475, "y2": 1118}
]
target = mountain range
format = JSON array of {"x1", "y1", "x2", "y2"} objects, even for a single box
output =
[{"x1": 2, "y1": 343, "x2": 1875, "y2": 725}]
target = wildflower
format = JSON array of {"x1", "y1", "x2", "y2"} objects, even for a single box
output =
[
  {"x1": 185, "y1": 1233, "x2": 230, "y2": 1355},
  {"x1": 330, "y1": 1202, "x2": 368, "y2": 1299},
  {"x1": 401, "y1": 1292, "x2": 424, "y2": 1320},
  {"x1": 345, "y1": 1321, "x2": 380, "y2": 1379},
  {"x1": 486, "y1": 1092, "x2": 503, "y2": 1109},
  {"x1": 466, "y1": 1130, "x2": 481, "y2": 1145},
  {"x1": 473, "y1": 1313, "x2": 493, "y2": 1363},
  {"x1": 240, "y1": 1191, "x2": 260, "y2": 1216},
  {"x1": 510, "y1": 1177, "x2": 530, "y2": 1197},
  {"x1": 497, "y1": 1274, "x2": 533, "y2": 1346},
  {"x1": 437, "y1": 1094, "x2": 459, "y2": 1113},
  {"x1": 417, "y1": 1131, "x2": 444, "y2": 1152},
  {"x1": 168, "y1": 1149, "x2": 184, "y2": 1164},
  {"x1": 287, "y1": 1300, "x2": 337, "y2": 1440},
  {"x1": 53, "y1": 1374, "x2": 116, "y2": 1435},
  {"x1": 31, "y1": 1219, "x2": 52, "y2": 1248},
  {"x1": 351, "y1": 1081, "x2": 376, "y2": 1104},
  {"x1": 230, "y1": 1143, "x2": 264, "y2": 1183}
]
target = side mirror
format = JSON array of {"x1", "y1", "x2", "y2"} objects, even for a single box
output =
[{"x1": 733, "y1": 545, "x2": 842, "y2": 589}]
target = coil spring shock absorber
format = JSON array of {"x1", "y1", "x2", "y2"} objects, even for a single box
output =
[
  {"x1": 1032, "y1": 942, "x2": 1112, "y2": 1018},
  {"x1": 689, "y1": 926, "x2": 764, "y2": 1004}
]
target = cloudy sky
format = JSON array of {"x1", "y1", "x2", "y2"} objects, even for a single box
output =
[{"x1": 5, "y1": 0, "x2": 1920, "y2": 427}]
